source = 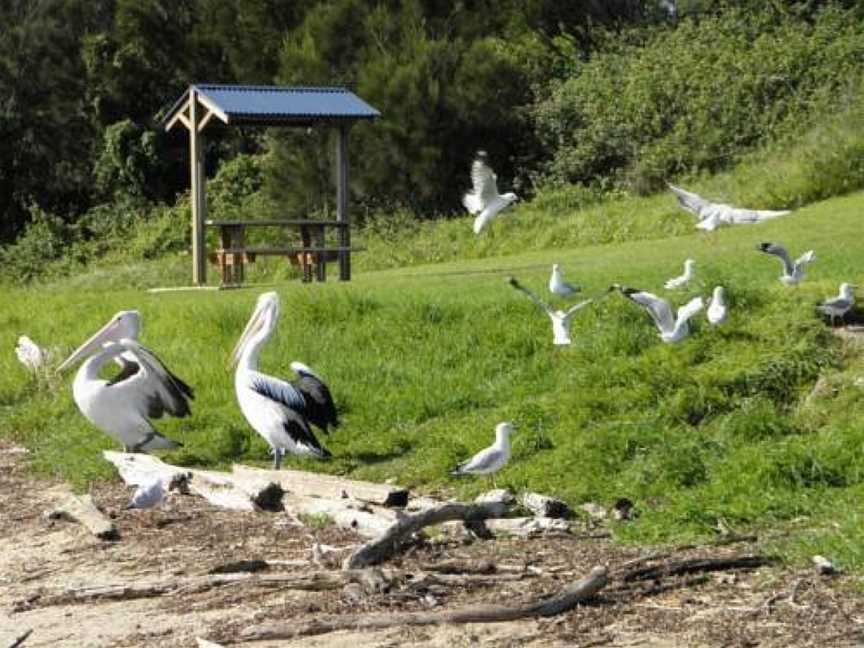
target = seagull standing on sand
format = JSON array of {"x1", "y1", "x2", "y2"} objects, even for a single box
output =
[
  {"x1": 664, "y1": 259, "x2": 696, "y2": 290},
  {"x1": 818, "y1": 283, "x2": 857, "y2": 326},
  {"x1": 15, "y1": 336, "x2": 44, "y2": 373},
  {"x1": 463, "y1": 151, "x2": 518, "y2": 234},
  {"x1": 451, "y1": 422, "x2": 516, "y2": 486},
  {"x1": 757, "y1": 242, "x2": 815, "y2": 286},
  {"x1": 127, "y1": 476, "x2": 167, "y2": 510},
  {"x1": 668, "y1": 184, "x2": 791, "y2": 231},
  {"x1": 612, "y1": 285, "x2": 704, "y2": 343},
  {"x1": 509, "y1": 277, "x2": 593, "y2": 346},
  {"x1": 706, "y1": 286, "x2": 728, "y2": 326},
  {"x1": 549, "y1": 264, "x2": 581, "y2": 296}
]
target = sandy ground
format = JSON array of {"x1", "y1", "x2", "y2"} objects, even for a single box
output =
[{"x1": 1, "y1": 444, "x2": 863, "y2": 647}]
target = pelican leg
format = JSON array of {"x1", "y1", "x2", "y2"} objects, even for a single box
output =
[{"x1": 131, "y1": 432, "x2": 156, "y2": 453}]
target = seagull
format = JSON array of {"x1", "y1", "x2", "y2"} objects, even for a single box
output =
[
  {"x1": 463, "y1": 151, "x2": 518, "y2": 234},
  {"x1": 126, "y1": 472, "x2": 191, "y2": 510},
  {"x1": 231, "y1": 292, "x2": 330, "y2": 468},
  {"x1": 290, "y1": 361, "x2": 340, "y2": 434},
  {"x1": 706, "y1": 286, "x2": 728, "y2": 326},
  {"x1": 15, "y1": 336, "x2": 44, "y2": 373},
  {"x1": 549, "y1": 264, "x2": 581, "y2": 296},
  {"x1": 57, "y1": 310, "x2": 194, "y2": 410},
  {"x1": 451, "y1": 422, "x2": 516, "y2": 486},
  {"x1": 668, "y1": 184, "x2": 791, "y2": 231},
  {"x1": 508, "y1": 277, "x2": 593, "y2": 346},
  {"x1": 612, "y1": 285, "x2": 704, "y2": 343},
  {"x1": 69, "y1": 339, "x2": 184, "y2": 452},
  {"x1": 664, "y1": 259, "x2": 696, "y2": 289},
  {"x1": 818, "y1": 283, "x2": 857, "y2": 326},
  {"x1": 757, "y1": 242, "x2": 816, "y2": 285}
]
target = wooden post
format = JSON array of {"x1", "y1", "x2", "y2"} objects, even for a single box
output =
[
  {"x1": 336, "y1": 124, "x2": 350, "y2": 281},
  {"x1": 189, "y1": 89, "x2": 208, "y2": 285}
]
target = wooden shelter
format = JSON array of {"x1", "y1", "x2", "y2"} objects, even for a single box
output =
[{"x1": 162, "y1": 84, "x2": 380, "y2": 286}]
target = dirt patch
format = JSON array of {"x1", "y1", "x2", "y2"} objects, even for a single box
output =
[{"x1": 1, "y1": 444, "x2": 863, "y2": 647}]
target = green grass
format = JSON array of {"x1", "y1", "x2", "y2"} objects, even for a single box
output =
[{"x1": 2, "y1": 190, "x2": 864, "y2": 572}]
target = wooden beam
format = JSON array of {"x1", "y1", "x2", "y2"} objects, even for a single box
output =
[
  {"x1": 197, "y1": 108, "x2": 217, "y2": 133},
  {"x1": 189, "y1": 88, "x2": 207, "y2": 285},
  {"x1": 164, "y1": 99, "x2": 191, "y2": 132},
  {"x1": 46, "y1": 487, "x2": 119, "y2": 540},
  {"x1": 335, "y1": 125, "x2": 350, "y2": 281},
  {"x1": 195, "y1": 91, "x2": 230, "y2": 125}
]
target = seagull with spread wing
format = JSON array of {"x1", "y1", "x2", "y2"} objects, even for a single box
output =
[
  {"x1": 463, "y1": 151, "x2": 518, "y2": 234},
  {"x1": 668, "y1": 184, "x2": 791, "y2": 231},
  {"x1": 611, "y1": 285, "x2": 704, "y2": 343},
  {"x1": 757, "y1": 242, "x2": 815, "y2": 286},
  {"x1": 508, "y1": 277, "x2": 593, "y2": 346}
]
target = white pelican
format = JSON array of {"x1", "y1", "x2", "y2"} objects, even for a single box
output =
[
  {"x1": 231, "y1": 292, "x2": 331, "y2": 468},
  {"x1": 290, "y1": 362, "x2": 340, "y2": 434},
  {"x1": 509, "y1": 277, "x2": 593, "y2": 346},
  {"x1": 612, "y1": 285, "x2": 704, "y2": 343},
  {"x1": 463, "y1": 151, "x2": 518, "y2": 234},
  {"x1": 757, "y1": 242, "x2": 815, "y2": 286},
  {"x1": 668, "y1": 184, "x2": 791, "y2": 231},
  {"x1": 15, "y1": 335, "x2": 45, "y2": 373},
  {"x1": 70, "y1": 340, "x2": 184, "y2": 452},
  {"x1": 818, "y1": 282, "x2": 857, "y2": 326},
  {"x1": 451, "y1": 422, "x2": 516, "y2": 485},
  {"x1": 706, "y1": 286, "x2": 728, "y2": 326},
  {"x1": 664, "y1": 259, "x2": 696, "y2": 290},
  {"x1": 548, "y1": 264, "x2": 581, "y2": 296},
  {"x1": 57, "y1": 310, "x2": 194, "y2": 411}
]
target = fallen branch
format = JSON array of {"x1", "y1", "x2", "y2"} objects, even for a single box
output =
[
  {"x1": 238, "y1": 566, "x2": 608, "y2": 641},
  {"x1": 621, "y1": 555, "x2": 773, "y2": 583},
  {"x1": 419, "y1": 559, "x2": 497, "y2": 575},
  {"x1": 45, "y1": 489, "x2": 118, "y2": 541},
  {"x1": 7, "y1": 628, "x2": 33, "y2": 648},
  {"x1": 345, "y1": 501, "x2": 509, "y2": 569}
]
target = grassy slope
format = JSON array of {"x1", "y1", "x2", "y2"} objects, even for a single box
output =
[{"x1": 2, "y1": 190, "x2": 863, "y2": 569}]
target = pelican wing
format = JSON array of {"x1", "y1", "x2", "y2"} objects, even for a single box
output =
[
  {"x1": 508, "y1": 277, "x2": 553, "y2": 317},
  {"x1": 291, "y1": 362, "x2": 340, "y2": 433},
  {"x1": 281, "y1": 407, "x2": 331, "y2": 458},
  {"x1": 620, "y1": 287, "x2": 675, "y2": 333},
  {"x1": 250, "y1": 373, "x2": 307, "y2": 412},
  {"x1": 120, "y1": 341, "x2": 193, "y2": 418}
]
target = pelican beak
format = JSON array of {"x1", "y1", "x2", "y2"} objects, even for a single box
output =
[
  {"x1": 228, "y1": 301, "x2": 269, "y2": 369},
  {"x1": 57, "y1": 317, "x2": 123, "y2": 373}
]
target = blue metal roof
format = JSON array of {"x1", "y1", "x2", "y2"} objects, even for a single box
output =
[{"x1": 163, "y1": 84, "x2": 380, "y2": 129}]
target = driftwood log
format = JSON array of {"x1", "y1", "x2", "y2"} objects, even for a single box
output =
[
  {"x1": 282, "y1": 493, "x2": 398, "y2": 539},
  {"x1": 520, "y1": 492, "x2": 573, "y2": 519},
  {"x1": 444, "y1": 516, "x2": 572, "y2": 539},
  {"x1": 239, "y1": 565, "x2": 608, "y2": 642},
  {"x1": 345, "y1": 501, "x2": 510, "y2": 569},
  {"x1": 621, "y1": 555, "x2": 773, "y2": 582},
  {"x1": 7, "y1": 628, "x2": 33, "y2": 648},
  {"x1": 45, "y1": 488, "x2": 118, "y2": 541}
]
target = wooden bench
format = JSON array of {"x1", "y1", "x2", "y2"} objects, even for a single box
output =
[{"x1": 205, "y1": 219, "x2": 361, "y2": 287}]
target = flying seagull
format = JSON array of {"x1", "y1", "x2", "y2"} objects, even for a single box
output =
[
  {"x1": 664, "y1": 258, "x2": 696, "y2": 289},
  {"x1": 549, "y1": 264, "x2": 581, "y2": 296},
  {"x1": 231, "y1": 292, "x2": 330, "y2": 468},
  {"x1": 15, "y1": 335, "x2": 45, "y2": 373},
  {"x1": 290, "y1": 361, "x2": 340, "y2": 434},
  {"x1": 612, "y1": 284, "x2": 704, "y2": 343},
  {"x1": 818, "y1": 282, "x2": 857, "y2": 326},
  {"x1": 757, "y1": 242, "x2": 815, "y2": 286},
  {"x1": 508, "y1": 277, "x2": 593, "y2": 346},
  {"x1": 69, "y1": 339, "x2": 184, "y2": 452},
  {"x1": 668, "y1": 184, "x2": 791, "y2": 231},
  {"x1": 706, "y1": 286, "x2": 728, "y2": 326},
  {"x1": 451, "y1": 422, "x2": 516, "y2": 486},
  {"x1": 463, "y1": 151, "x2": 518, "y2": 234}
]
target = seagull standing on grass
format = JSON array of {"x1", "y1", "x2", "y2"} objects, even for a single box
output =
[
  {"x1": 451, "y1": 422, "x2": 516, "y2": 487},
  {"x1": 818, "y1": 283, "x2": 857, "y2": 326},
  {"x1": 757, "y1": 242, "x2": 815, "y2": 286},
  {"x1": 668, "y1": 184, "x2": 791, "y2": 231},
  {"x1": 463, "y1": 151, "x2": 518, "y2": 234},
  {"x1": 664, "y1": 259, "x2": 696, "y2": 290},
  {"x1": 508, "y1": 277, "x2": 593, "y2": 346},
  {"x1": 611, "y1": 285, "x2": 704, "y2": 343},
  {"x1": 15, "y1": 336, "x2": 45, "y2": 373},
  {"x1": 231, "y1": 292, "x2": 331, "y2": 468},
  {"x1": 549, "y1": 264, "x2": 581, "y2": 296},
  {"x1": 706, "y1": 286, "x2": 728, "y2": 326}
]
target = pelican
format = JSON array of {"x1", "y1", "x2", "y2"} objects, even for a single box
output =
[
  {"x1": 706, "y1": 286, "x2": 728, "y2": 326},
  {"x1": 664, "y1": 259, "x2": 696, "y2": 290},
  {"x1": 69, "y1": 339, "x2": 184, "y2": 452},
  {"x1": 818, "y1": 282, "x2": 857, "y2": 326},
  {"x1": 611, "y1": 285, "x2": 704, "y2": 343},
  {"x1": 463, "y1": 151, "x2": 518, "y2": 234},
  {"x1": 231, "y1": 293, "x2": 331, "y2": 468},
  {"x1": 451, "y1": 422, "x2": 516, "y2": 486},
  {"x1": 290, "y1": 362, "x2": 340, "y2": 434},
  {"x1": 508, "y1": 277, "x2": 593, "y2": 346},
  {"x1": 549, "y1": 264, "x2": 581, "y2": 296},
  {"x1": 757, "y1": 242, "x2": 815, "y2": 286}
]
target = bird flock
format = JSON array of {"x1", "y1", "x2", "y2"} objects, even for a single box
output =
[{"x1": 11, "y1": 153, "x2": 859, "y2": 495}]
